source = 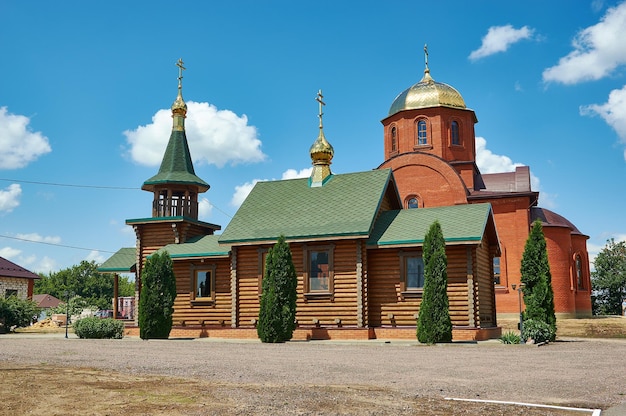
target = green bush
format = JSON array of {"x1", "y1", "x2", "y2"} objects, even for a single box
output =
[
  {"x1": 138, "y1": 251, "x2": 176, "y2": 340},
  {"x1": 73, "y1": 317, "x2": 124, "y2": 339},
  {"x1": 0, "y1": 296, "x2": 39, "y2": 331},
  {"x1": 499, "y1": 331, "x2": 521, "y2": 344},
  {"x1": 522, "y1": 318, "x2": 555, "y2": 343}
]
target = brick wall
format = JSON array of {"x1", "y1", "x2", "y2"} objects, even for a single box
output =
[{"x1": 0, "y1": 277, "x2": 29, "y2": 300}]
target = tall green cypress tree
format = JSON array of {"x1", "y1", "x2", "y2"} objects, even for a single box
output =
[
  {"x1": 257, "y1": 235, "x2": 297, "y2": 343},
  {"x1": 417, "y1": 221, "x2": 452, "y2": 344},
  {"x1": 520, "y1": 220, "x2": 557, "y2": 341},
  {"x1": 138, "y1": 251, "x2": 176, "y2": 340}
]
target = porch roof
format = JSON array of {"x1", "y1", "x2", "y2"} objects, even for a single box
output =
[{"x1": 98, "y1": 247, "x2": 137, "y2": 273}]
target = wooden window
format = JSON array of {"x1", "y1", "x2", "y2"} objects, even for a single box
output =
[
  {"x1": 575, "y1": 254, "x2": 585, "y2": 290},
  {"x1": 451, "y1": 121, "x2": 460, "y2": 145},
  {"x1": 191, "y1": 264, "x2": 216, "y2": 304},
  {"x1": 493, "y1": 257, "x2": 501, "y2": 285},
  {"x1": 257, "y1": 247, "x2": 269, "y2": 295},
  {"x1": 400, "y1": 251, "x2": 424, "y2": 297},
  {"x1": 417, "y1": 120, "x2": 427, "y2": 145},
  {"x1": 303, "y1": 244, "x2": 334, "y2": 298}
]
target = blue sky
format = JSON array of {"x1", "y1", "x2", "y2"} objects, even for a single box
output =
[{"x1": 1, "y1": 0, "x2": 625, "y2": 274}]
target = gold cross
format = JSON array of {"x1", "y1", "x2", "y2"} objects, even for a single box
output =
[
  {"x1": 424, "y1": 44, "x2": 429, "y2": 70},
  {"x1": 176, "y1": 58, "x2": 186, "y2": 87},
  {"x1": 316, "y1": 89, "x2": 325, "y2": 128}
]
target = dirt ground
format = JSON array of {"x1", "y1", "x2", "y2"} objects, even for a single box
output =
[{"x1": 1, "y1": 317, "x2": 624, "y2": 415}]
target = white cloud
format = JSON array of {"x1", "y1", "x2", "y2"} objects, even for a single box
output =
[
  {"x1": 230, "y1": 168, "x2": 313, "y2": 209},
  {"x1": 198, "y1": 197, "x2": 213, "y2": 220},
  {"x1": 0, "y1": 246, "x2": 21, "y2": 259},
  {"x1": 543, "y1": 1, "x2": 626, "y2": 84},
  {"x1": 0, "y1": 107, "x2": 51, "y2": 169},
  {"x1": 580, "y1": 85, "x2": 626, "y2": 160},
  {"x1": 476, "y1": 136, "x2": 556, "y2": 208},
  {"x1": 15, "y1": 233, "x2": 61, "y2": 244},
  {"x1": 469, "y1": 25, "x2": 535, "y2": 61},
  {"x1": 85, "y1": 250, "x2": 105, "y2": 264},
  {"x1": 32, "y1": 256, "x2": 58, "y2": 274},
  {"x1": 124, "y1": 101, "x2": 265, "y2": 168},
  {"x1": 0, "y1": 184, "x2": 21, "y2": 212}
]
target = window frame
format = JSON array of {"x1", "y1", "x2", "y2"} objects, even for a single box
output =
[
  {"x1": 190, "y1": 264, "x2": 217, "y2": 305},
  {"x1": 257, "y1": 247, "x2": 269, "y2": 295},
  {"x1": 451, "y1": 120, "x2": 460, "y2": 146},
  {"x1": 303, "y1": 244, "x2": 335, "y2": 300},
  {"x1": 399, "y1": 250, "x2": 424, "y2": 298},
  {"x1": 406, "y1": 195, "x2": 420, "y2": 209},
  {"x1": 416, "y1": 119, "x2": 428, "y2": 146},
  {"x1": 575, "y1": 254, "x2": 586, "y2": 290},
  {"x1": 493, "y1": 256, "x2": 501, "y2": 285},
  {"x1": 390, "y1": 126, "x2": 397, "y2": 153}
]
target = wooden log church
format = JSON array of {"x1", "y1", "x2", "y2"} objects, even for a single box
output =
[{"x1": 102, "y1": 53, "x2": 591, "y2": 341}]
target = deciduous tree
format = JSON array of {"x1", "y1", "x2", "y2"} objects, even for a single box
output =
[{"x1": 592, "y1": 238, "x2": 626, "y2": 315}]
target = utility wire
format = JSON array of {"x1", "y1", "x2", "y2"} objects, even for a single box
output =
[
  {"x1": 0, "y1": 178, "x2": 138, "y2": 190},
  {"x1": 0, "y1": 234, "x2": 117, "y2": 254}
]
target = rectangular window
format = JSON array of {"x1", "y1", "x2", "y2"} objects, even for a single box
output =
[
  {"x1": 191, "y1": 264, "x2": 216, "y2": 304},
  {"x1": 5, "y1": 289, "x2": 18, "y2": 298},
  {"x1": 417, "y1": 120, "x2": 427, "y2": 145},
  {"x1": 400, "y1": 251, "x2": 424, "y2": 297},
  {"x1": 257, "y1": 248, "x2": 269, "y2": 295},
  {"x1": 493, "y1": 257, "x2": 501, "y2": 285},
  {"x1": 303, "y1": 244, "x2": 334, "y2": 298}
]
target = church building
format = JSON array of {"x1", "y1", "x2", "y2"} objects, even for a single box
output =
[{"x1": 103, "y1": 53, "x2": 591, "y2": 341}]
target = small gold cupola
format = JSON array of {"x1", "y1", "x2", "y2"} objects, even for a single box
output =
[
  {"x1": 309, "y1": 89, "x2": 334, "y2": 187},
  {"x1": 171, "y1": 58, "x2": 187, "y2": 131}
]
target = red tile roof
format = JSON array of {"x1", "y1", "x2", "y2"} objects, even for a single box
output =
[{"x1": 32, "y1": 294, "x2": 62, "y2": 308}]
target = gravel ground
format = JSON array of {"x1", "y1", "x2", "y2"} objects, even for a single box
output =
[{"x1": 1, "y1": 334, "x2": 625, "y2": 414}]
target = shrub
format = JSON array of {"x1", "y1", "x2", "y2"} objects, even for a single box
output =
[
  {"x1": 522, "y1": 318, "x2": 555, "y2": 344},
  {"x1": 499, "y1": 331, "x2": 521, "y2": 344},
  {"x1": 0, "y1": 296, "x2": 39, "y2": 331},
  {"x1": 417, "y1": 221, "x2": 452, "y2": 344},
  {"x1": 138, "y1": 251, "x2": 176, "y2": 340},
  {"x1": 257, "y1": 235, "x2": 298, "y2": 343},
  {"x1": 73, "y1": 317, "x2": 124, "y2": 339}
]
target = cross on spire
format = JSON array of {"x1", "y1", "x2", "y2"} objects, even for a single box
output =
[
  {"x1": 424, "y1": 44, "x2": 429, "y2": 71},
  {"x1": 176, "y1": 58, "x2": 186, "y2": 89},
  {"x1": 316, "y1": 89, "x2": 326, "y2": 129}
]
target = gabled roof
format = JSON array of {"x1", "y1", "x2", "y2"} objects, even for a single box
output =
[
  {"x1": 367, "y1": 203, "x2": 499, "y2": 250},
  {"x1": 33, "y1": 294, "x2": 62, "y2": 308},
  {"x1": 219, "y1": 169, "x2": 398, "y2": 244},
  {"x1": 0, "y1": 257, "x2": 39, "y2": 280},
  {"x1": 142, "y1": 130, "x2": 209, "y2": 192},
  {"x1": 155, "y1": 235, "x2": 230, "y2": 259},
  {"x1": 98, "y1": 248, "x2": 137, "y2": 273}
]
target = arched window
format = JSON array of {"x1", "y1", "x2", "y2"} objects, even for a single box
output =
[
  {"x1": 417, "y1": 120, "x2": 427, "y2": 145},
  {"x1": 575, "y1": 254, "x2": 585, "y2": 290},
  {"x1": 451, "y1": 121, "x2": 460, "y2": 145},
  {"x1": 391, "y1": 126, "x2": 397, "y2": 152},
  {"x1": 406, "y1": 196, "x2": 419, "y2": 209}
]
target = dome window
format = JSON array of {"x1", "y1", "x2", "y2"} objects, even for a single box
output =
[
  {"x1": 406, "y1": 196, "x2": 419, "y2": 209},
  {"x1": 391, "y1": 126, "x2": 397, "y2": 152},
  {"x1": 417, "y1": 120, "x2": 427, "y2": 145},
  {"x1": 451, "y1": 121, "x2": 460, "y2": 145}
]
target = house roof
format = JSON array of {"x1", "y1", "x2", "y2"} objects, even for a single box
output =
[
  {"x1": 367, "y1": 203, "x2": 499, "y2": 249},
  {"x1": 155, "y1": 235, "x2": 230, "y2": 259},
  {"x1": 218, "y1": 169, "x2": 397, "y2": 244},
  {"x1": 32, "y1": 294, "x2": 62, "y2": 308},
  {"x1": 98, "y1": 248, "x2": 137, "y2": 273},
  {"x1": 0, "y1": 257, "x2": 39, "y2": 280}
]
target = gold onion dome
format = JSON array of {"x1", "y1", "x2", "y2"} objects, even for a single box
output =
[
  {"x1": 310, "y1": 131, "x2": 334, "y2": 162},
  {"x1": 388, "y1": 45, "x2": 466, "y2": 116}
]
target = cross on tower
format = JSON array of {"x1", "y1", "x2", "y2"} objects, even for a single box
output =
[
  {"x1": 176, "y1": 58, "x2": 186, "y2": 88},
  {"x1": 316, "y1": 89, "x2": 326, "y2": 128},
  {"x1": 424, "y1": 44, "x2": 429, "y2": 70}
]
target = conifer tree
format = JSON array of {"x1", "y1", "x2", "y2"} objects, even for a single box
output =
[
  {"x1": 138, "y1": 251, "x2": 176, "y2": 340},
  {"x1": 417, "y1": 221, "x2": 452, "y2": 344},
  {"x1": 520, "y1": 220, "x2": 557, "y2": 342},
  {"x1": 257, "y1": 235, "x2": 298, "y2": 343}
]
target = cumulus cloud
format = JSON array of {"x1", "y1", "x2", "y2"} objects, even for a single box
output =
[
  {"x1": 469, "y1": 25, "x2": 535, "y2": 61},
  {"x1": 0, "y1": 246, "x2": 21, "y2": 259},
  {"x1": 0, "y1": 184, "x2": 21, "y2": 212},
  {"x1": 198, "y1": 197, "x2": 213, "y2": 220},
  {"x1": 0, "y1": 107, "x2": 51, "y2": 169},
  {"x1": 15, "y1": 233, "x2": 62, "y2": 244},
  {"x1": 580, "y1": 85, "x2": 626, "y2": 160},
  {"x1": 85, "y1": 250, "x2": 106, "y2": 264},
  {"x1": 32, "y1": 256, "x2": 58, "y2": 274},
  {"x1": 476, "y1": 137, "x2": 556, "y2": 208},
  {"x1": 124, "y1": 101, "x2": 265, "y2": 168},
  {"x1": 230, "y1": 168, "x2": 312, "y2": 209},
  {"x1": 543, "y1": 1, "x2": 626, "y2": 84}
]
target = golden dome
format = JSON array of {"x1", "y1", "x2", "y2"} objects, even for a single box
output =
[{"x1": 388, "y1": 69, "x2": 466, "y2": 116}]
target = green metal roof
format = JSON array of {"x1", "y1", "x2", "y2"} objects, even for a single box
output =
[
  {"x1": 367, "y1": 203, "x2": 494, "y2": 247},
  {"x1": 155, "y1": 235, "x2": 230, "y2": 259},
  {"x1": 142, "y1": 130, "x2": 209, "y2": 191},
  {"x1": 219, "y1": 169, "x2": 396, "y2": 244},
  {"x1": 98, "y1": 247, "x2": 136, "y2": 273}
]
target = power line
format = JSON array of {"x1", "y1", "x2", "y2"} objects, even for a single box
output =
[
  {"x1": 0, "y1": 178, "x2": 138, "y2": 190},
  {"x1": 0, "y1": 234, "x2": 117, "y2": 254}
]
